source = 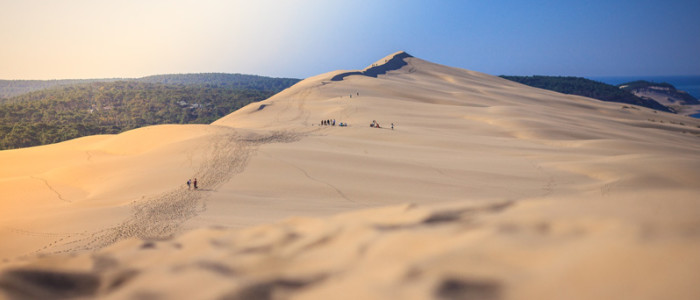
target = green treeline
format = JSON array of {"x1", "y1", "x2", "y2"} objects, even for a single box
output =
[
  {"x1": 0, "y1": 79, "x2": 121, "y2": 99},
  {"x1": 500, "y1": 75, "x2": 672, "y2": 113},
  {"x1": 0, "y1": 73, "x2": 300, "y2": 99},
  {"x1": 0, "y1": 78, "x2": 295, "y2": 150},
  {"x1": 135, "y1": 73, "x2": 300, "y2": 92}
]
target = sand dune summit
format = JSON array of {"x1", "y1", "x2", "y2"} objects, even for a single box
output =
[{"x1": 1, "y1": 51, "x2": 700, "y2": 299}]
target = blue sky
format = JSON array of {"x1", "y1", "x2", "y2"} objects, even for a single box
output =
[{"x1": 1, "y1": 0, "x2": 698, "y2": 79}]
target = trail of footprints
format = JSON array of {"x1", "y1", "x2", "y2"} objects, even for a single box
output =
[{"x1": 14, "y1": 129, "x2": 301, "y2": 259}]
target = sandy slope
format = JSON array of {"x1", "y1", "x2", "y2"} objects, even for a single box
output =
[{"x1": 1, "y1": 51, "x2": 699, "y2": 299}]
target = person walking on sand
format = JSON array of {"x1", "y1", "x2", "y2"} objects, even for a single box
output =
[
  {"x1": 193, "y1": 178, "x2": 198, "y2": 190},
  {"x1": 391, "y1": 123, "x2": 394, "y2": 130},
  {"x1": 187, "y1": 179, "x2": 191, "y2": 190}
]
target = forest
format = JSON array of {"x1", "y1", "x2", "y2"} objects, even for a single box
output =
[
  {"x1": 0, "y1": 79, "x2": 117, "y2": 99},
  {"x1": 0, "y1": 73, "x2": 300, "y2": 99},
  {"x1": 0, "y1": 74, "x2": 299, "y2": 150},
  {"x1": 500, "y1": 75, "x2": 673, "y2": 113}
]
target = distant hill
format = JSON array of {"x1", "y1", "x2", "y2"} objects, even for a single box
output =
[
  {"x1": 618, "y1": 80, "x2": 700, "y2": 116},
  {"x1": 500, "y1": 75, "x2": 673, "y2": 113},
  {"x1": 0, "y1": 74, "x2": 300, "y2": 150}
]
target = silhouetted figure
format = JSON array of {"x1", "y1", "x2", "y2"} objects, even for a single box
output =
[
  {"x1": 187, "y1": 179, "x2": 191, "y2": 190},
  {"x1": 193, "y1": 178, "x2": 198, "y2": 189},
  {"x1": 391, "y1": 123, "x2": 394, "y2": 130},
  {"x1": 332, "y1": 119, "x2": 336, "y2": 126}
]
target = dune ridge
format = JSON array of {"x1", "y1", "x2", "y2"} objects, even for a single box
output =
[
  {"x1": 1, "y1": 51, "x2": 699, "y2": 299},
  {"x1": 330, "y1": 51, "x2": 413, "y2": 81}
]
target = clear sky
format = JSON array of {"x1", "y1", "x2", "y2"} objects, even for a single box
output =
[{"x1": 1, "y1": 0, "x2": 699, "y2": 79}]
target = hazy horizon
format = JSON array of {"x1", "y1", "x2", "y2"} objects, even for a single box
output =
[
  {"x1": 1, "y1": 0, "x2": 699, "y2": 80},
  {"x1": 4, "y1": 73, "x2": 700, "y2": 82}
]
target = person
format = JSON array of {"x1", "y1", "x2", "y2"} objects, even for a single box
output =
[
  {"x1": 187, "y1": 179, "x2": 191, "y2": 190},
  {"x1": 391, "y1": 123, "x2": 394, "y2": 130},
  {"x1": 332, "y1": 119, "x2": 336, "y2": 126},
  {"x1": 193, "y1": 178, "x2": 198, "y2": 189}
]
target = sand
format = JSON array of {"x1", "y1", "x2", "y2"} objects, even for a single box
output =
[{"x1": 1, "y1": 51, "x2": 699, "y2": 299}]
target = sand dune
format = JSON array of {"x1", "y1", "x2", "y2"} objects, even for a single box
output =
[{"x1": 1, "y1": 51, "x2": 699, "y2": 299}]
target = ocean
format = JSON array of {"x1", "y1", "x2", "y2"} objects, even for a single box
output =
[{"x1": 587, "y1": 75, "x2": 700, "y2": 99}]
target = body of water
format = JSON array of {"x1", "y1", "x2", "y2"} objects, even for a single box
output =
[{"x1": 587, "y1": 75, "x2": 700, "y2": 99}]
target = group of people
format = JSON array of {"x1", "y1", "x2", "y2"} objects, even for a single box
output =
[
  {"x1": 370, "y1": 120, "x2": 394, "y2": 130},
  {"x1": 186, "y1": 178, "x2": 198, "y2": 190},
  {"x1": 321, "y1": 119, "x2": 349, "y2": 127}
]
